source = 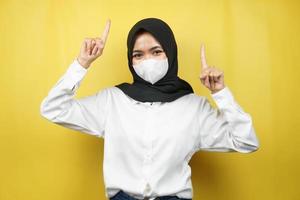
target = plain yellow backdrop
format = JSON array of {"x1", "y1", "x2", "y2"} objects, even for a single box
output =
[{"x1": 1, "y1": 0, "x2": 299, "y2": 199}]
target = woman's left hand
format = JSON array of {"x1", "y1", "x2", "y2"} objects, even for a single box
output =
[{"x1": 199, "y1": 44, "x2": 225, "y2": 94}]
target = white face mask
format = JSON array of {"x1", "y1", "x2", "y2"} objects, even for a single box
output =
[{"x1": 132, "y1": 58, "x2": 169, "y2": 84}]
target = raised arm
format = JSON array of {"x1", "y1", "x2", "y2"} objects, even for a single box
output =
[
  {"x1": 196, "y1": 44, "x2": 259, "y2": 153},
  {"x1": 40, "y1": 19, "x2": 111, "y2": 138}
]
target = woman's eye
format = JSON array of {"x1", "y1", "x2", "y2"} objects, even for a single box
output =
[
  {"x1": 133, "y1": 54, "x2": 142, "y2": 58},
  {"x1": 153, "y1": 50, "x2": 163, "y2": 55}
]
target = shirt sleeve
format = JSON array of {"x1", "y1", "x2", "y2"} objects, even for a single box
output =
[
  {"x1": 196, "y1": 86, "x2": 260, "y2": 153},
  {"x1": 40, "y1": 59, "x2": 108, "y2": 138}
]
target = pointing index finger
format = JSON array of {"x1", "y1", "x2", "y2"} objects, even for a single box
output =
[
  {"x1": 201, "y1": 44, "x2": 208, "y2": 69},
  {"x1": 101, "y1": 19, "x2": 111, "y2": 45}
]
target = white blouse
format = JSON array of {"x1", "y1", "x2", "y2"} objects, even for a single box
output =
[{"x1": 40, "y1": 59, "x2": 260, "y2": 200}]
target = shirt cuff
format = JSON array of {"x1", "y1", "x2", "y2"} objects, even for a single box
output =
[
  {"x1": 66, "y1": 58, "x2": 88, "y2": 79},
  {"x1": 63, "y1": 59, "x2": 89, "y2": 91},
  {"x1": 211, "y1": 86, "x2": 234, "y2": 108}
]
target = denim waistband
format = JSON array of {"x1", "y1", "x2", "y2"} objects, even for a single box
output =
[{"x1": 109, "y1": 190, "x2": 192, "y2": 200}]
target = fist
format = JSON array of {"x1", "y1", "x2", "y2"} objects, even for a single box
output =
[
  {"x1": 199, "y1": 44, "x2": 225, "y2": 94},
  {"x1": 77, "y1": 19, "x2": 111, "y2": 69}
]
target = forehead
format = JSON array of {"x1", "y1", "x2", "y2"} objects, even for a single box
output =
[{"x1": 133, "y1": 32, "x2": 162, "y2": 49}]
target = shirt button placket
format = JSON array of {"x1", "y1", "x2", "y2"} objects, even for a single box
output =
[{"x1": 142, "y1": 103, "x2": 154, "y2": 197}]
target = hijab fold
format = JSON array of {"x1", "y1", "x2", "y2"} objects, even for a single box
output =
[{"x1": 115, "y1": 18, "x2": 194, "y2": 102}]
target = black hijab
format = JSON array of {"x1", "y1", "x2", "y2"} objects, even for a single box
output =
[{"x1": 115, "y1": 17, "x2": 194, "y2": 102}]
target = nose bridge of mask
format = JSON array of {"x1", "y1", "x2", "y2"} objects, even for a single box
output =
[{"x1": 132, "y1": 58, "x2": 168, "y2": 84}]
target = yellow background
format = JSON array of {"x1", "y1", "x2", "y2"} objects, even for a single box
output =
[{"x1": 1, "y1": 0, "x2": 299, "y2": 199}]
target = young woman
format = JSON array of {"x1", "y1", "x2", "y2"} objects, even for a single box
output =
[{"x1": 40, "y1": 18, "x2": 260, "y2": 200}]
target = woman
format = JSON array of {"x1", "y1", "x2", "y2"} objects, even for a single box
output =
[{"x1": 40, "y1": 18, "x2": 260, "y2": 200}]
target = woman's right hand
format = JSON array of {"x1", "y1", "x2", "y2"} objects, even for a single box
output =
[{"x1": 77, "y1": 19, "x2": 111, "y2": 69}]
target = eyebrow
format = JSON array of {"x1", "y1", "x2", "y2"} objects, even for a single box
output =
[{"x1": 133, "y1": 46, "x2": 163, "y2": 53}]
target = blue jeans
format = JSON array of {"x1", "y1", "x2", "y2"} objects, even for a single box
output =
[{"x1": 109, "y1": 190, "x2": 192, "y2": 200}]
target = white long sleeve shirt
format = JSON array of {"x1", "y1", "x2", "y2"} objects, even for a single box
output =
[{"x1": 40, "y1": 59, "x2": 260, "y2": 200}]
